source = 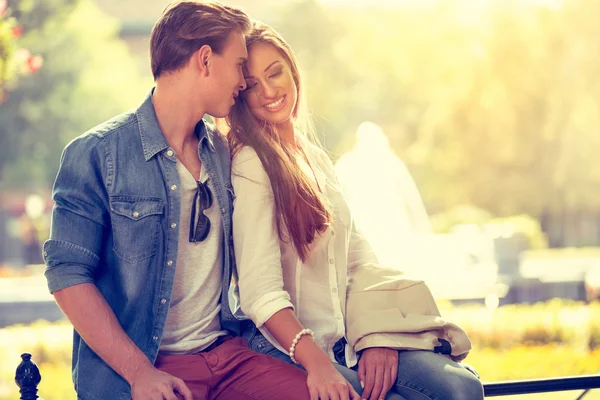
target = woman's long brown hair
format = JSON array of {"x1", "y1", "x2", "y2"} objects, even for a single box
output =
[{"x1": 220, "y1": 22, "x2": 331, "y2": 262}]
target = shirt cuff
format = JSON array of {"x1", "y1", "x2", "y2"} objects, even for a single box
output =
[
  {"x1": 244, "y1": 291, "x2": 294, "y2": 328},
  {"x1": 44, "y1": 240, "x2": 99, "y2": 293}
]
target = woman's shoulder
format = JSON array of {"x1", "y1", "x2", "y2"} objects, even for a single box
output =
[
  {"x1": 232, "y1": 145, "x2": 260, "y2": 165},
  {"x1": 231, "y1": 146, "x2": 269, "y2": 182}
]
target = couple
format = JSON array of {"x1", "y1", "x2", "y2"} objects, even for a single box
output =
[{"x1": 43, "y1": 1, "x2": 484, "y2": 400}]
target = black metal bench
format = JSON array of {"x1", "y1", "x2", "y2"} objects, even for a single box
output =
[{"x1": 13, "y1": 353, "x2": 600, "y2": 399}]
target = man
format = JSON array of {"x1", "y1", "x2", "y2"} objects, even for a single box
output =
[{"x1": 43, "y1": 2, "x2": 310, "y2": 399}]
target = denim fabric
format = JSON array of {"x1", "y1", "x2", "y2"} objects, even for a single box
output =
[
  {"x1": 242, "y1": 325, "x2": 483, "y2": 400},
  {"x1": 43, "y1": 90, "x2": 239, "y2": 400}
]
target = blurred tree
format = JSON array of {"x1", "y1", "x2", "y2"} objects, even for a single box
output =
[
  {"x1": 0, "y1": 0, "x2": 148, "y2": 186},
  {"x1": 0, "y1": 0, "x2": 41, "y2": 101},
  {"x1": 275, "y1": 0, "x2": 600, "y2": 228}
]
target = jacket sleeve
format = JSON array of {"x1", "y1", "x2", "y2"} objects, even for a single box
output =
[
  {"x1": 231, "y1": 147, "x2": 294, "y2": 327},
  {"x1": 44, "y1": 135, "x2": 110, "y2": 294}
]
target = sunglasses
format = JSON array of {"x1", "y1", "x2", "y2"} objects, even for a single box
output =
[{"x1": 189, "y1": 180, "x2": 213, "y2": 242}]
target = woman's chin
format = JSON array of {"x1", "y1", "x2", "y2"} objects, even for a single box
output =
[{"x1": 259, "y1": 111, "x2": 294, "y2": 126}]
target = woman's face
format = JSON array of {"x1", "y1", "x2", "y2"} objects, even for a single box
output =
[{"x1": 241, "y1": 42, "x2": 298, "y2": 127}]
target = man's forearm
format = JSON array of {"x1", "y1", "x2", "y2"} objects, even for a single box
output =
[{"x1": 53, "y1": 283, "x2": 154, "y2": 384}]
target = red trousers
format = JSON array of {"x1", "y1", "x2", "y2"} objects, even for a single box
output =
[{"x1": 155, "y1": 337, "x2": 310, "y2": 400}]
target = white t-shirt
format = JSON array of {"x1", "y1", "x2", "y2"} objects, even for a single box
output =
[{"x1": 159, "y1": 160, "x2": 227, "y2": 354}]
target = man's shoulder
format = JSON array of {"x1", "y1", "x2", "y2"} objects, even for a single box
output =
[
  {"x1": 82, "y1": 109, "x2": 139, "y2": 141},
  {"x1": 64, "y1": 109, "x2": 139, "y2": 156}
]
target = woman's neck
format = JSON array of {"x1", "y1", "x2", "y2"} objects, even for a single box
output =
[{"x1": 277, "y1": 119, "x2": 296, "y2": 147}]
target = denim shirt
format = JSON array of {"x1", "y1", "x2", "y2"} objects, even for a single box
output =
[{"x1": 43, "y1": 91, "x2": 239, "y2": 400}]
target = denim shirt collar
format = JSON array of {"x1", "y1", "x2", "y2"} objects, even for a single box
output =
[{"x1": 136, "y1": 89, "x2": 216, "y2": 162}]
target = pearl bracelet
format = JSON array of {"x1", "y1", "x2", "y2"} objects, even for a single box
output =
[{"x1": 289, "y1": 328, "x2": 315, "y2": 364}]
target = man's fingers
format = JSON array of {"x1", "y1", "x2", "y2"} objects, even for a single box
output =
[
  {"x1": 390, "y1": 358, "x2": 399, "y2": 384},
  {"x1": 378, "y1": 367, "x2": 391, "y2": 400},
  {"x1": 362, "y1": 363, "x2": 377, "y2": 400},
  {"x1": 357, "y1": 359, "x2": 366, "y2": 383},
  {"x1": 386, "y1": 362, "x2": 398, "y2": 394},
  {"x1": 369, "y1": 365, "x2": 384, "y2": 400},
  {"x1": 172, "y1": 378, "x2": 193, "y2": 400}
]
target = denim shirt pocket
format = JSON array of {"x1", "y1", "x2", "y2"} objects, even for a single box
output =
[{"x1": 110, "y1": 196, "x2": 164, "y2": 263}]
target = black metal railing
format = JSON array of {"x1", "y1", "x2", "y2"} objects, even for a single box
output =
[
  {"x1": 483, "y1": 375, "x2": 600, "y2": 397},
  {"x1": 14, "y1": 353, "x2": 41, "y2": 400},
  {"x1": 13, "y1": 353, "x2": 600, "y2": 399}
]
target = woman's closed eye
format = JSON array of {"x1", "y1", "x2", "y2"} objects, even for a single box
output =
[{"x1": 268, "y1": 70, "x2": 282, "y2": 79}]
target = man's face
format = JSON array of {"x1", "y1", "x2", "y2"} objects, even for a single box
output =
[{"x1": 205, "y1": 30, "x2": 248, "y2": 118}]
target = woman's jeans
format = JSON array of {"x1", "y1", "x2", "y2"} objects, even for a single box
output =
[{"x1": 241, "y1": 322, "x2": 484, "y2": 400}]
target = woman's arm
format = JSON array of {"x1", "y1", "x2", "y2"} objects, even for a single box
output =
[
  {"x1": 232, "y1": 147, "x2": 359, "y2": 400},
  {"x1": 231, "y1": 147, "x2": 294, "y2": 327},
  {"x1": 263, "y1": 308, "x2": 331, "y2": 368}
]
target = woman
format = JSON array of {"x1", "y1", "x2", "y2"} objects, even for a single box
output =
[{"x1": 221, "y1": 22, "x2": 484, "y2": 400}]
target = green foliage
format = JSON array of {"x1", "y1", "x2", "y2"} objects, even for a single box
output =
[
  {"x1": 487, "y1": 214, "x2": 549, "y2": 249},
  {"x1": 429, "y1": 206, "x2": 548, "y2": 249},
  {"x1": 430, "y1": 205, "x2": 495, "y2": 233},
  {"x1": 0, "y1": 10, "x2": 17, "y2": 91},
  {"x1": 467, "y1": 345, "x2": 600, "y2": 382},
  {"x1": 274, "y1": 0, "x2": 600, "y2": 217},
  {"x1": 442, "y1": 300, "x2": 600, "y2": 351},
  {"x1": 0, "y1": 0, "x2": 148, "y2": 186},
  {"x1": 0, "y1": 0, "x2": 30, "y2": 98}
]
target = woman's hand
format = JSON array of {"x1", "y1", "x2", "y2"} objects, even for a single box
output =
[{"x1": 306, "y1": 362, "x2": 361, "y2": 400}]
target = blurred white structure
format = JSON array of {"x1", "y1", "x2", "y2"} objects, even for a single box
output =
[
  {"x1": 335, "y1": 122, "x2": 501, "y2": 302},
  {"x1": 335, "y1": 121, "x2": 431, "y2": 270}
]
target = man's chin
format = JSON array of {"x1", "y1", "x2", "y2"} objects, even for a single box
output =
[{"x1": 208, "y1": 110, "x2": 229, "y2": 119}]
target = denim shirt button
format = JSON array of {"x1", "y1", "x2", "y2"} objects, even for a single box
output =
[
  {"x1": 161, "y1": 299, "x2": 167, "y2": 305},
  {"x1": 166, "y1": 149, "x2": 174, "y2": 157},
  {"x1": 133, "y1": 211, "x2": 139, "y2": 218},
  {"x1": 171, "y1": 223, "x2": 177, "y2": 229},
  {"x1": 170, "y1": 185, "x2": 177, "y2": 191},
  {"x1": 167, "y1": 260, "x2": 173, "y2": 266},
  {"x1": 153, "y1": 336, "x2": 159, "y2": 341}
]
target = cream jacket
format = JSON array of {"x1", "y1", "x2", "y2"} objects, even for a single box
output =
[{"x1": 346, "y1": 264, "x2": 472, "y2": 361}]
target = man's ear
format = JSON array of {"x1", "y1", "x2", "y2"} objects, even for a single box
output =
[{"x1": 196, "y1": 44, "x2": 213, "y2": 75}]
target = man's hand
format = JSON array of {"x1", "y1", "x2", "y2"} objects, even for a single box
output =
[
  {"x1": 357, "y1": 348, "x2": 398, "y2": 400},
  {"x1": 129, "y1": 365, "x2": 193, "y2": 400}
]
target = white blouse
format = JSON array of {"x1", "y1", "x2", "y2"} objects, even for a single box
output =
[{"x1": 231, "y1": 140, "x2": 380, "y2": 367}]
